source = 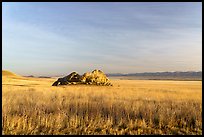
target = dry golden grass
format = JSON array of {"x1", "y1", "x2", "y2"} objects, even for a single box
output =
[{"x1": 2, "y1": 74, "x2": 202, "y2": 135}]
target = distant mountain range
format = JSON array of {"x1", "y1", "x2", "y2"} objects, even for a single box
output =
[
  {"x1": 24, "y1": 71, "x2": 202, "y2": 81},
  {"x1": 25, "y1": 75, "x2": 51, "y2": 78},
  {"x1": 106, "y1": 71, "x2": 202, "y2": 80}
]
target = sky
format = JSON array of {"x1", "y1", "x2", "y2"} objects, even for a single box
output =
[{"x1": 2, "y1": 2, "x2": 202, "y2": 76}]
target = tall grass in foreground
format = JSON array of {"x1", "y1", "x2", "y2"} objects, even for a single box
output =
[{"x1": 2, "y1": 80, "x2": 202, "y2": 135}]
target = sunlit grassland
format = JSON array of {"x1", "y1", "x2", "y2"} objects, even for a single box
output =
[{"x1": 2, "y1": 76, "x2": 202, "y2": 135}]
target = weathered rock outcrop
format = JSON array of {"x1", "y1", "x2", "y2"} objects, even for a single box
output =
[
  {"x1": 52, "y1": 69, "x2": 113, "y2": 86},
  {"x1": 52, "y1": 72, "x2": 82, "y2": 86},
  {"x1": 81, "y1": 69, "x2": 112, "y2": 86}
]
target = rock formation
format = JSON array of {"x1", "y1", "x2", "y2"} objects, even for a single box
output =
[
  {"x1": 52, "y1": 72, "x2": 82, "y2": 86},
  {"x1": 52, "y1": 69, "x2": 113, "y2": 86},
  {"x1": 81, "y1": 69, "x2": 112, "y2": 86}
]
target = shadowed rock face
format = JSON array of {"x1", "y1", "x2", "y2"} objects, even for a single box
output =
[
  {"x1": 52, "y1": 72, "x2": 81, "y2": 86},
  {"x1": 52, "y1": 69, "x2": 113, "y2": 86}
]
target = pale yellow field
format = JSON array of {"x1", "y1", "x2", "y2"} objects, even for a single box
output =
[{"x1": 2, "y1": 75, "x2": 202, "y2": 135}]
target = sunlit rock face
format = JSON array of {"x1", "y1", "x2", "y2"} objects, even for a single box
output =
[{"x1": 81, "y1": 69, "x2": 112, "y2": 86}]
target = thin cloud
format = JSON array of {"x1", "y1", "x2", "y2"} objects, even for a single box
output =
[{"x1": 2, "y1": 2, "x2": 202, "y2": 76}]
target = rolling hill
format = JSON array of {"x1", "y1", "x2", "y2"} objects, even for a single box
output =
[{"x1": 2, "y1": 70, "x2": 18, "y2": 77}]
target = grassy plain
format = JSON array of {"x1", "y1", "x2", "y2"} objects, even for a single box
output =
[{"x1": 2, "y1": 73, "x2": 202, "y2": 135}]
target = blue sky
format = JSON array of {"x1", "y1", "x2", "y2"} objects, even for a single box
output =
[{"x1": 2, "y1": 2, "x2": 202, "y2": 76}]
